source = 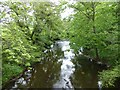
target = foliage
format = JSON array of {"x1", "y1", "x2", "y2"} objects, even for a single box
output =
[
  {"x1": 1, "y1": 1, "x2": 119, "y2": 88},
  {"x1": 99, "y1": 64, "x2": 120, "y2": 87},
  {"x1": 68, "y1": 2, "x2": 119, "y2": 87},
  {"x1": 32, "y1": 2, "x2": 65, "y2": 45},
  {"x1": 1, "y1": 1, "x2": 64, "y2": 85},
  {"x1": 2, "y1": 2, "x2": 38, "y2": 66},
  {"x1": 2, "y1": 63, "x2": 23, "y2": 84}
]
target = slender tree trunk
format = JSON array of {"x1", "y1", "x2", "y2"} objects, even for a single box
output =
[
  {"x1": 92, "y1": 2, "x2": 100, "y2": 61},
  {"x1": 117, "y1": 2, "x2": 120, "y2": 61}
]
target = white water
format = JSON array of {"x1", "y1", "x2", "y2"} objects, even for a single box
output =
[
  {"x1": 98, "y1": 81, "x2": 102, "y2": 90},
  {"x1": 53, "y1": 41, "x2": 75, "y2": 89}
]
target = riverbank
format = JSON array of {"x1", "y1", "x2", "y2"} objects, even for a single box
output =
[
  {"x1": 2, "y1": 61, "x2": 41, "y2": 88},
  {"x1": 2, "y1": 40, "x2": 120, "y2": 89},
  {"x1": 2, "y1": 40, "x2": 107, "y2": 89},
  {"x1": 2, "y1": 63, "x2": 24, "y2": 86}
]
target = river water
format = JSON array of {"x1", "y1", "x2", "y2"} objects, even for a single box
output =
[{"x1": 3, "y1": 40, "x2": 106, "y2": 89}]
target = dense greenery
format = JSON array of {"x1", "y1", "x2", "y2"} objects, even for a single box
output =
[
  {"x1": 67, "y1": 2, "x2": 119, "y2": 87},
  {"x1": 1, "y1": 1, "x2": 64, "y2": 85},
  {"x1": 1, "y1": 1, "x2": 119, "y2": 88}
]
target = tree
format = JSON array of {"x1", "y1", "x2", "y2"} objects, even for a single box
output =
[
  {"x1": 69, "y1": 2, "x2": 119, "y2": 87},
  {"x1": 1, "y1": 1, "x2": 64, "y2": 85},
  {"x1": 31, "y1": 2, "x2": 64, "y2": 47}
]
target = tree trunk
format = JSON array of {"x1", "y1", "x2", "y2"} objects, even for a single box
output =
[
  {"x1": 92, "y1": 2, "x2": 100, "y2": 61},
  {"x1": 117, "y1": 2, "x2": 120, "y2": 61}
]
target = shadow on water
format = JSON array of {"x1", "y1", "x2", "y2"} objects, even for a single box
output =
[
  {"x1": 3, "y1": 40, "x2": 117, "y2": 89},
  {"x1": 27, "y1": 60, "x2": 61, "y2": 88},
  {"x1": 72, "y1": 55, "x2": 101, "y2": 88}
]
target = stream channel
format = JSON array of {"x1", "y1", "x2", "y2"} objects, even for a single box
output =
[{"x1": 4, "y1": 40, "x2": 109, "y2": 89}]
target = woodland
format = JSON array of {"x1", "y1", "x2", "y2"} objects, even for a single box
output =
[{"x1": 1, "y1": 1, "x2": 120, "y2": 88}]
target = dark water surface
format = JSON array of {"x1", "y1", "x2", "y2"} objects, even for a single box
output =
[{"x1": 3, "y1": 41, "x2": 106, "y2": 89}]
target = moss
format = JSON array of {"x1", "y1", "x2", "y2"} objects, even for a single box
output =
[{"x1": 2, "y1": 63, "x2": 24, "y2": 85}]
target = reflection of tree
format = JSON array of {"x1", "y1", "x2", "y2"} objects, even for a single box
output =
[
  {"x1": 27, "y1": 51, "x2": 61, "y2": 88},
  {"x1": 72, "y1": 56, "x2": 100, "y2": 88}
]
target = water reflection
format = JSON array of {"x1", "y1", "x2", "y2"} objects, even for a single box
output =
[
  {"x1": 3, "y1": 40, "x2": 106, "y2": 89},
  {"x1": 72, "y1": 56, "x2": 101, "y2": 88},
  {"x1": 53, "y1": 41, "x2": 75, "y2": 89},
  {"x1": 27, "y1": 60, "x2": 61, "y2": 88},
  {"x1": 12, "y1": 69, "x2": 32, "y2": 88}
]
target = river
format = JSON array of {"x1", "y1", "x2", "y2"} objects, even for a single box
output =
[{"x1": 3, "y1": 40, "x2": 107, "y2": 89}]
